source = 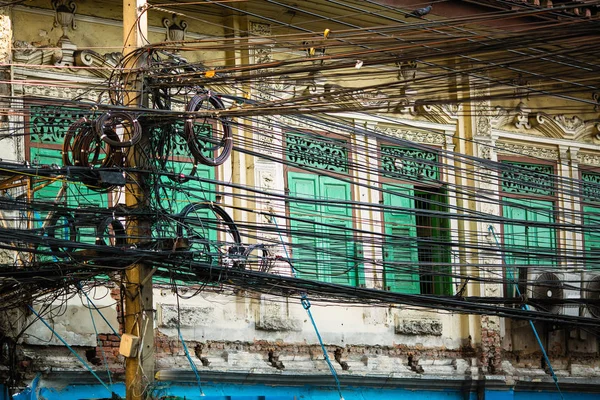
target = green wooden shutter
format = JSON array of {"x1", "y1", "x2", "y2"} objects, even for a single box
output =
[
  {"x1": 157, "y1": 160, "x2": 216, "y2": 242},
  {"x1": 502, "y1": 200, "x2": 529, "y2": 268},
  {"x1": 503, "y1": 198, "x2": 555, "y2": 296},
  {"x1": 159, "y1": 162, "x2": 214, "y2": 211},
  {"x1": 288, "y1": 172, "x2": 360, "y2": 285},
  {"x1": 583, "y1": 206, "x2": 600, "y2": 270},
  {"x1": 30, "y1": 147, "x2": 63, "y2": 208},
  {"x1": 288, "y1": 172, "x2": 320, "y2": 280},
  {"x1": 429, "y1": 192, "x2": 452, "y2": 295},
  {"x1": 527, "y1": 199, "x2": 555, "y2": 267},
  {"x1": 320, "y1": 176, "x2": 357, "y2": 286},
  {"x1": 503, "y1": 198, "x2": 555, "y2": 265},
  {"x1": 382, "y1": 184, "x2": 420, "y2": 294},
  {"x1": 31, "y1": 147, "x2": 108, "y2": 246}
]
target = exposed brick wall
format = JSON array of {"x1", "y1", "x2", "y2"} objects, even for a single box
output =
[
  {"x1": 93, "y1": 333, "x2": 124, "y2": 372},
  {"x1": 480, "y1": 316, "x2": 502, "y2": 373}
]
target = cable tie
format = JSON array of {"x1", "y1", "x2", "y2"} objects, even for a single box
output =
[{"x1": 301, "y1": 298, "x2": 311, "y2": 310}]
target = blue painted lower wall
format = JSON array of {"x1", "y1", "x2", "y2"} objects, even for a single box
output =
[{"x1": 8, "y1": 380, "x2": 600, "y2": 400}]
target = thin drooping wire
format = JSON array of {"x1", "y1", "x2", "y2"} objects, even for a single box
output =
[
  {"x1": 85, "y1": 291, "x2": 115, "y2": 390},
  {"x1": 2, "y1": 2, "x2": 600, "y2": 328},
  {"x1": 488, "y1": 225, "x2": 564, "y2": 400},
  {"x1": 26, "y1": 305, "x2": 117, "y2": 397},
  {"x1": 272, "y1": 215, "x2": 345, "y2": 400},
  {"x1": 175, "y1": 283, "x2": 205, "y2": 397}
]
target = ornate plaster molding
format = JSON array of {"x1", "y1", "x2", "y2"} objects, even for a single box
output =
[
  {"x1": 478, "y1": 143, "x2": 492, "y2": 160},
  {"x1": 21, "y1": 83, "x2": 107, "y2": 103},
  {"x1": 416, "y1": 103, "x2": 462, "y2": 125},
  {"x1": 374, "y1": 125, "x2": 446, "y2": 146},
  {"x1": 250, "y1": 21, "x2": 274, "y2": 103},
  {"x1": 495, "y1": 142, "x2": 559, "y2": 160},
  {"x1": 577, "y1": 153, "x2": 600, "y2": 166},
  {"x1": 474, "y1": 87, "x2": 493, "y2": 137},
  {"x1": 0, "y1": 8, "x2": 11, "y2": 64},
  {"x1": 279, "y1": 115, "x2": 347, "y2": 136},
  {"x1": 275, "y1": 76, "x2": 462, "y2": 126},
  {"x1": 490, "y1": 103, "x2": 600, "y2": 142},
  {"x1": 13, "y1": 41, "x2": 121, "y2": 80}
]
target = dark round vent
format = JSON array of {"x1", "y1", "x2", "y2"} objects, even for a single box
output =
[
  {"x1": 585, "y1": 276, "x2": 600, "y2": 319},
  {"x1": 531, "y1": 272, "x2": 564, "y2": 314}
]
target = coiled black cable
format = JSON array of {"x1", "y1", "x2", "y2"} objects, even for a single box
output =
[
  {"x1": 184, "y1": 93, "x2": 233, "y2": 167},
  {"x1": 46, "y1": 211, "x2": 78, "y2": 256},
  {"x1": 94, "y1": 111, "x2": 142, "y2": 148},
  {"x1": 176, "y1": 202, "x2": 242, "y2": 250},
  {"x1": 95, "y1": 216, "x2": 127, "y2": 247}
]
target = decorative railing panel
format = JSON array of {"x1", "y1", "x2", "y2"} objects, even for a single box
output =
[
  {"x1": 381, "y1": 145, "x2": 439, "y2": 181},
  {"x1": 501, "y1": 161, "x2": 554, "y2": 196},
  {"x1": 582, "y1": 172, "x2": 600, "y2": 202},
  {"x1": 286, "y1": 133, "x2": 348, "y2": 173},
  {"x1": 149, "y1": 122, "x2": 212, "y2": 159},
  {"x1": 30, "y1": 106, "x2": 89, "y2": 144}
]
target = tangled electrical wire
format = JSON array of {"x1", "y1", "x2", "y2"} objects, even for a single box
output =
[{"x1": 1, "y1": 0, "x2": 600, "y2": 329}]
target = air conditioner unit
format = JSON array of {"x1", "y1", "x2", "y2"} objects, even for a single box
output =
[
  {"x1": 526, "y1": 270, "x2": 580, "y2": 317},
  {"x1": 582, "y1": 274, "x2": 600, "y2": 319}
]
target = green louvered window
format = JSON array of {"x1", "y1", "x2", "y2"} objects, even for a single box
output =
[
  {"x1": 286, "y1": 132, "x2": 361, "y2": 286},
  {"x1": 287, "y1": 172, "x2": 363, "y2": 286},
  {"x1": 28, "y1": 107, "x2": 216, "y2": 267},
  {"x1": 502, "y1": 198, "x2": 556, "y2": 297},
  {"x1": 379, "y1": 143, "x2": 450, "y2": 295},
  {"x1": 500, "y1": 161, "x2": 556, "y2": 297},
  {"x1": 582, "y1": 172, "x2": 600, "y2": 271},
  {"x1": 583, "y1": 206, "x2": 600, "y2": 272}
]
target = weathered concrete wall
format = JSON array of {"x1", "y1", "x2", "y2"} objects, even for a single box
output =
[
  {"x1": 155, "y1": 291, "x2": 463, "y2": 349},
  {"x1": 24, "y1": 286, "x2": 119, "y2": 347}
]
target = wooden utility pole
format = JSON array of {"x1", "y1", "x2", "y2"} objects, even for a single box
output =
[{"x1": 123, "y1": 1, "x2": 154, "y2": 400}]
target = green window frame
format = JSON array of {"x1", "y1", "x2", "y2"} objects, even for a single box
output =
[
  {"x1": 502, "y1": 198, "x2": 556, "y2": 297},
  {"x1": 381, "y1": 183, "x2": 452, "y2": 295},
  {"x1": 500, "y1": 161, "x2": 556, "y2": 297},
  {"x1": 379, "y1": 143, "x2": 451, "y2": 295}
]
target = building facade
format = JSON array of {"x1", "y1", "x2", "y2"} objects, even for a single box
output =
[{"x1": 0, "y1": 1, "x2": 600, "y2": 399}]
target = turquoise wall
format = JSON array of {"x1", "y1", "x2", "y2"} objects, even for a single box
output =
[{"x1": 9, "y1": 379, "x2": 600, "y2": 400}]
